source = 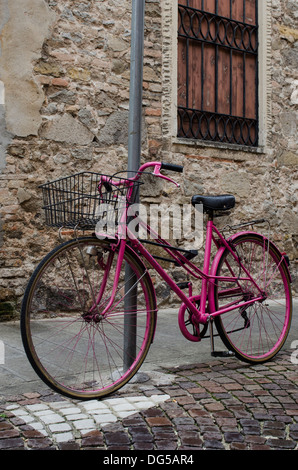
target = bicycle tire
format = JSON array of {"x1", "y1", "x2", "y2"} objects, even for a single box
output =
[
  {"x1": 212, "y1": 233, "x2": 292, "y2": 363},
  {"x1": 21, "y1": 237, "x2": 157, "y2": 400}
]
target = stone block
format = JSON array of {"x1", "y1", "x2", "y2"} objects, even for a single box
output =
[
  {"x1": 277, "y1": 150, "x2": 298, "y2": 167},
  {"x1": 96, "y1": 110, "x2": 129, "y2": 146},
  {"x1": 0, "y1": 301, "x2": 16, "y2": 321},
  {"x1": 17, "y1": 188, "x2": 31, "y2": 204},
  {"x1": 40, "y1": 113, "x2": 94, "y2": 145}
]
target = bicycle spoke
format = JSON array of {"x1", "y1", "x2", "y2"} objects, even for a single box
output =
[
  {"x1": 214, "y1": 234, "x2": 292, "y2": 363},
  {"x1": 21, "y1": 238, "x2": 156, "y2": 399}
]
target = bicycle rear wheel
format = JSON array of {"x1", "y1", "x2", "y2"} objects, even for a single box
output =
[
  {"x1": 213, "y1": 233, "x2": 292, "y2": 363},
  {"x1": 21, "y1": 237, "x2": 156, "y2": 399}
]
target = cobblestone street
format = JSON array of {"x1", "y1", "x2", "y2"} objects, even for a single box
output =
[{"x1": 1, "y1": 349, "x2": 297, "y2": 451}]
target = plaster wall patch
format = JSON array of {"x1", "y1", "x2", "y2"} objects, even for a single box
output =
[{"x1": 0, "y1": 0, "x2": 56, "y2": 137}]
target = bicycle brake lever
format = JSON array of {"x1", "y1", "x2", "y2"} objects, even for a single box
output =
[{"x1": 153, "y1": 164, "x2": 180, "y2": 187}]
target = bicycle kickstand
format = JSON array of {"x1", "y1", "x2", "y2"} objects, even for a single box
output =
[{"x1": 209, "y1": 318, "x2": 235, "y2": 358}]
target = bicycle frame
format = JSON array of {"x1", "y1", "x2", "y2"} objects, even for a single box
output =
[
  {"x1": 95, "y1": 160, "x2": 270, "y2": 325},
  {"x1": 98, "y1": 212, "x2": 265, "y2": 326}
]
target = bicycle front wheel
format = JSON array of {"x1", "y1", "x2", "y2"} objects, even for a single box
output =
[
  {"x1": 21, "y1": 237, "x2": 156, "y2": 399},
  {"x1": 213, "y1": 233, "x2": 292, "y2": 363}
]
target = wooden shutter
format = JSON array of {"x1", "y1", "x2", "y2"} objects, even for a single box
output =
[{"x1": 178, "y1": 0, "x2": 258, "y2": 147}]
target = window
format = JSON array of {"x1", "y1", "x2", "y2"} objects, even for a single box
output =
[{"x1": 177, "y1": 0, "x2": 258, "y2": 147}]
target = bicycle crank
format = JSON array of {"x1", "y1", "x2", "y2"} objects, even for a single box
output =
[{"x1": 178, "y1": 296, "x2": 208, "y2": 342}]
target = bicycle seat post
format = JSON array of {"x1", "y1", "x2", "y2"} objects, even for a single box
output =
[{"x1": 198, "y1": 211, "x2": 214, "y2": 321}]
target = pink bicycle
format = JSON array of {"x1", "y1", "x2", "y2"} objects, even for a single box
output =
[{"x1": 21, "y1": 162, "x2": 293, "y2": 399}]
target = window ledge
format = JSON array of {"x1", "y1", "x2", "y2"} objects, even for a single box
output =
[{"x1": 172, "y1": 137, "x2": 266, "y2": 158}]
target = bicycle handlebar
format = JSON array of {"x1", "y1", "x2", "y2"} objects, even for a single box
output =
[
  {"x1": 160, "y1": 162, "x2": 183, "y2": 173},
  {"x1": 100, "y1": 161, "x2": 184, "y2": 191}
]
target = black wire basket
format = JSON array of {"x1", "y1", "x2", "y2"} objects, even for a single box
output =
[{"x1": 39, "y1": 172, "x2": 140, "y2": 230}]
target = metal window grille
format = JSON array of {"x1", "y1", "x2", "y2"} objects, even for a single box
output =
[{"x1": 178, "y1": 0, "x2": 258, "y2": 147}]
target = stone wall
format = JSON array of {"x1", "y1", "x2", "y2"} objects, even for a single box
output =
[
  {"x1": 159, "y1": 0, "x2": 298, "y2": 303},
  {"x1": 0, "y1": 0, "x2": 297, "y2": 319}
]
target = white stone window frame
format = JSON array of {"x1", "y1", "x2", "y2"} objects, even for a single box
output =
[{"x1": 161, "y1": 0, "x2": 272, "y2": 154}]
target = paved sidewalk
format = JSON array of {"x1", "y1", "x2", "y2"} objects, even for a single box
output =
[{"x1": 0, "y1": 349, "x2": 297, "y2": 451}]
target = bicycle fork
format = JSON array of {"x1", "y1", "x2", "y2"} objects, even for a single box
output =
[
  {"x1": 84, "y1": 239, "x2": 126, "y2": 321},
  {"x1": 77, "y1": 238, "x2": 127, "y2": 321}
]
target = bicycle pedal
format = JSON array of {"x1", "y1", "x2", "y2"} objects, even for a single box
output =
[{"x1": 211, "y1": 351, "x2": 235, "y2": 358}]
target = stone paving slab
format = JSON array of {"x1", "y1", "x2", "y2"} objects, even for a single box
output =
[{"x1": 0, "y1": 349, "x2": 297, "y2": 451}]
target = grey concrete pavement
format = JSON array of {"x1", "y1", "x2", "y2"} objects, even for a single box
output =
[
  {"x1": 0, "y1": 308, "x2": 228, "y2": 396},
  {"x1": 1, "y1": 304, "x2": 297, "y2": 396}
]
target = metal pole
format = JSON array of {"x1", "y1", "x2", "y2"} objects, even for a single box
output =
[
  {"x1": 127, "y1": 0, "x2": 145, "y2": 175},
  {"x1": 124, "y1": 0, "x2": 145, "y2": 371}
]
